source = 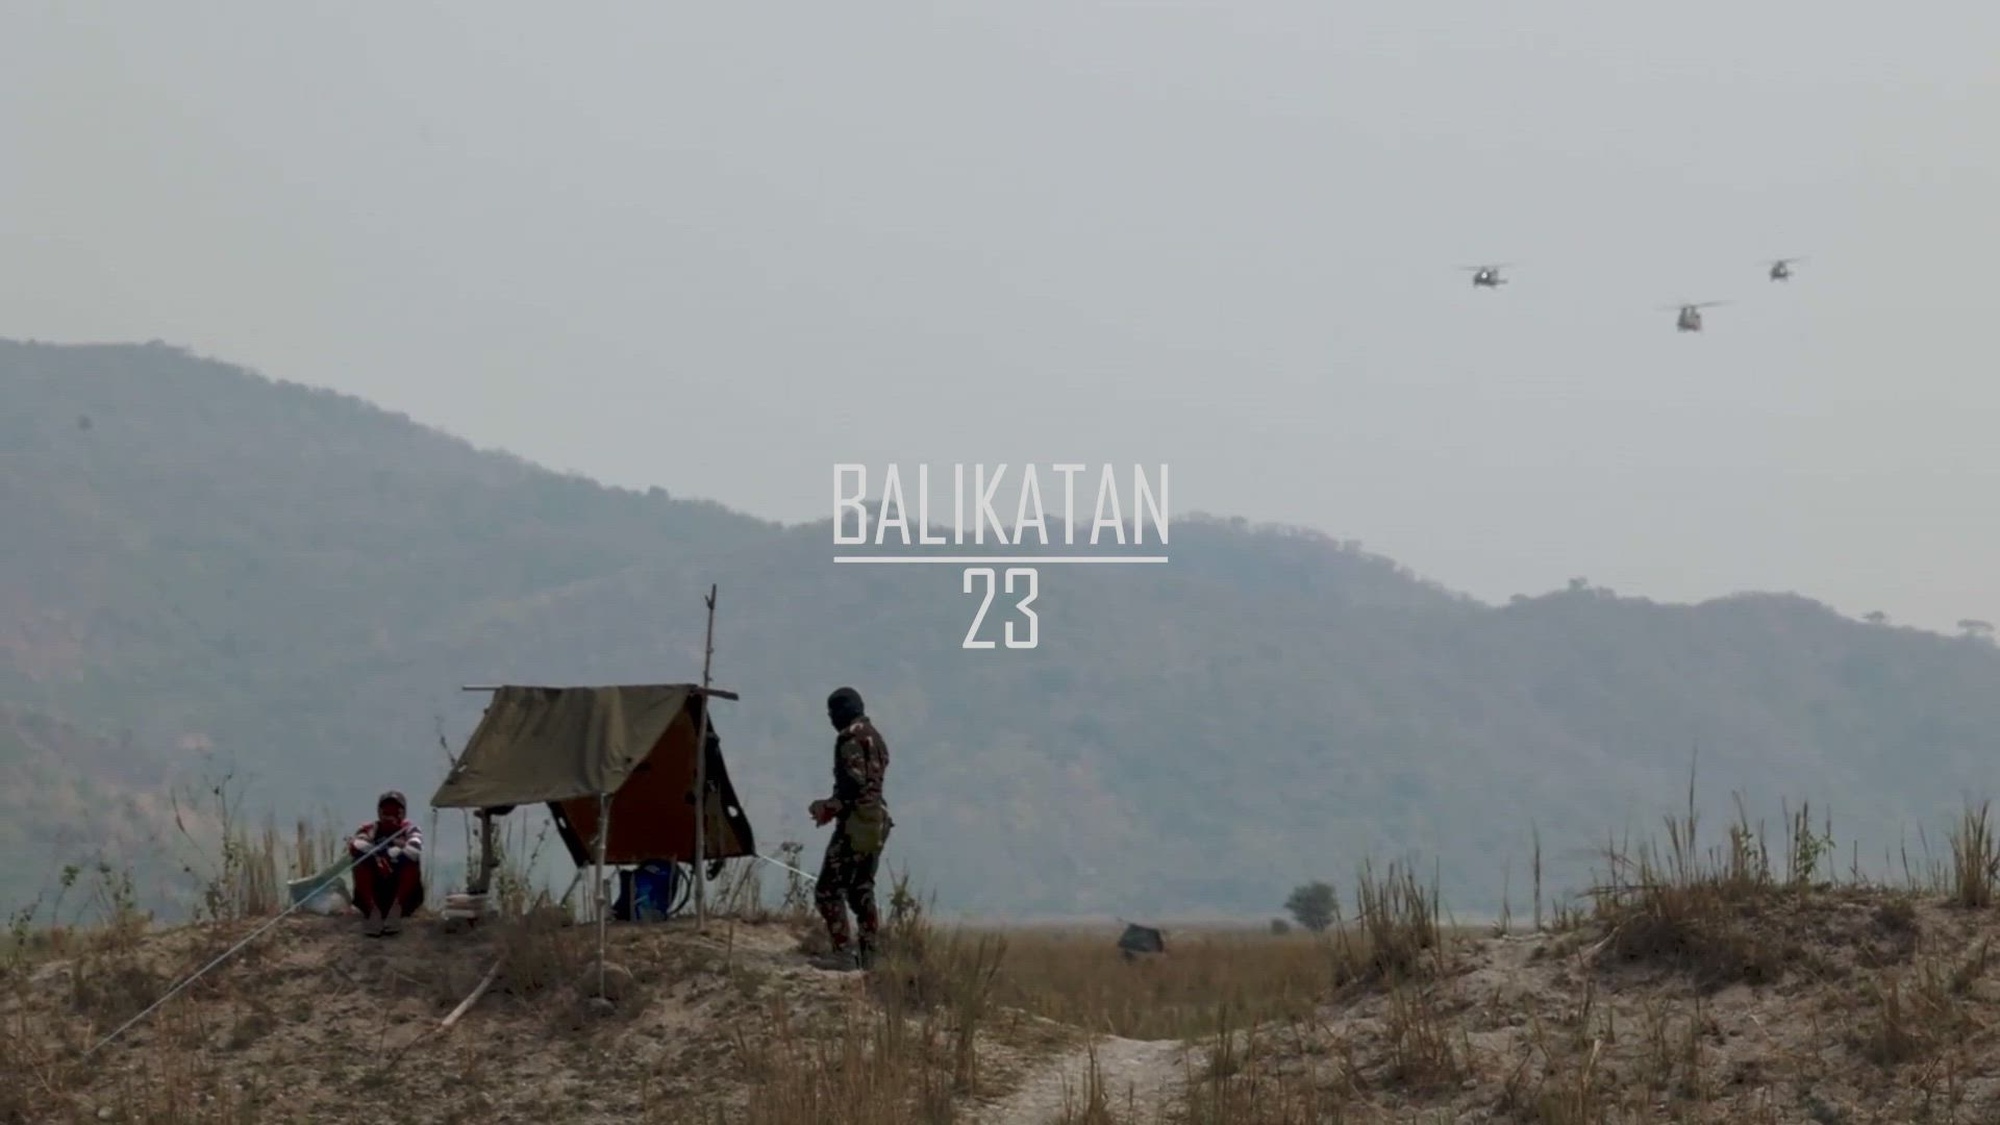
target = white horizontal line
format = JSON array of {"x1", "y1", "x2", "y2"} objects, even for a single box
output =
[{"x1": 833, "y1": 555, "x2": 1169, "y2": 564}]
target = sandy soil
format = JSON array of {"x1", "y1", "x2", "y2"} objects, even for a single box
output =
[
  {"x1": 965, "y1": 1032, "x2": 1193, "y2": 1125},
  {"x1": 12, "y1": 886, "x2": 2000, "y2": 1124},
  {"x1": 1203, "y1": 889, "x2": 2000, "y2": 1122}
]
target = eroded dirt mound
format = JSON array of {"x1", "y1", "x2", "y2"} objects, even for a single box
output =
[
  {"x1": 1206, "y1": 892, "x2": 2000, "y2": 1122},
  {"x1": 1579, "y1": 883, "x2": 1929, "y2": 991},
  {"x1": 2, "y1": 914, "x2": 886, "y2": 1123}
]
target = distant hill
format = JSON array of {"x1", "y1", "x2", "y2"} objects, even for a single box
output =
[
  {"x1": 0, "y1": 705, "x2": 199, "y2": 918},
  {"x1": 5, "y1": 338, "x2": 1999, "y2": 921}
]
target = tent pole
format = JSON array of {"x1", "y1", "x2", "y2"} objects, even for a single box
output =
[
  {"x1": 593, "y1": 792, "x2": 611, "y2": 998},
  {"x1": 693, "y1": 584, "x2": 718, "y2": 933},
  {"x1": 471, "y1": 810, "x2": 497, "y2": 896}
]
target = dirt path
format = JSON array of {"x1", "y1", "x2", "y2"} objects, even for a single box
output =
[{"x1": 968, "y1": 1033, "x2": 1196, "y2": 1125}]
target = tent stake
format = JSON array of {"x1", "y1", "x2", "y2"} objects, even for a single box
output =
[
  {"x1": 693, "y1": 584, "x2": 718, "y2": 933},
  {"x1": 438, "y1": 955, "x2": 505, "y2": 1031}
]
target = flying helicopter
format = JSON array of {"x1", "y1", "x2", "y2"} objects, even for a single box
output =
[
  {"x1": 1763, "y1": 256, "x2": 1806, "y2": 281},
  {"x1": 1662, "y1": 300, "x2": 1729, "y2": 332},
  {"x1": 1459, "y1": 263, "x2": 1511, "y2": 289}
]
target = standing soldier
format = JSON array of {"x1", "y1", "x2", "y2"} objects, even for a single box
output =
[{"x1": 808, "y1": 686, "x2": 893, "y2": 970}]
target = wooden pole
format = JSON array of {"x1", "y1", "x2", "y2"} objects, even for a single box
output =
[
  {"x1": 593, "y1": 792, "x2": 612, "y2": 997},
  {"x1": 693, "y1": 584, "x2": 718, "y2": 932},
  {"x1": 471, "y1": 810, "x2": 498, "y2": 896},
  {"x1": 438, "y1": 955, "x2": 505, "y2": 1031}
]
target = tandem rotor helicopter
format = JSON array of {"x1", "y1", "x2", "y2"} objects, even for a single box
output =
[
  {"x1": 1763, "y1": 256, "x2": 1806, "y2": 281},
  {"x1": 1663, "y1": 300, "x2": 1728, "y2": 333},
  {"x1": 1449, "y1": 251, "x2": 1807, "y2": 333}
]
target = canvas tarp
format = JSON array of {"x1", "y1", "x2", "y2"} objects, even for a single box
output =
[{"x1": 431, "y1": 684, "x2": 695, "y2": 809}]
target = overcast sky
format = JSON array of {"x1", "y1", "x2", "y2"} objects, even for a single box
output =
[{"x1": 4, "y1": 2, "x2": 1997, "y2": 633}]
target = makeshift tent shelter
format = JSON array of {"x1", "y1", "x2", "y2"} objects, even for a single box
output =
[{"x1": 431, "y1": 683, "x2": 757, "y2": 916}]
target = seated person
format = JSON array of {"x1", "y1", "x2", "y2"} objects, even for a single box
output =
[{"x1": 349, "y1": 790, "x2": 424, "y2": 936}]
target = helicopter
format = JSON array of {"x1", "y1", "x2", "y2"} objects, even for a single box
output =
[
  {"x1": 1763, "y1": 256, "x2": 1806, "y2": 281},
  {"x1": 1663, "y1": 300, "x2": 1728, "y2": 332},
  {"x1": 1459, "y1": 263, "x2": 1510, "y2": 289}
]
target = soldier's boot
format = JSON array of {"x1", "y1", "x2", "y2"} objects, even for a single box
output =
[
  {"x1": 855, "y1": 940, "x2": 879, "y2": 971},
  {"x1": 808, "y1": 948, "x2": 860, "y2": 972},
  {"x1": 362, "y1": 908, "x2": 384, "y2": 938},
  {"x1": 381, "y1": 905, "x2": 405, "y2": 936}
]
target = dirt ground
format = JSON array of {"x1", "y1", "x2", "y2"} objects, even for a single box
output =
[
  {"x1": 5, "y1": 913, "x2": 893, "y2": 1123},
  {"x1": 9, "y1": 886, "x2": 2000, "y2": 1124},
  {"x1": 1191, "y1": 888, "x2": 2000, "y2": 1123}
]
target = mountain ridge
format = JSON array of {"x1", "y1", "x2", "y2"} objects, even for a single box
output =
[{"x1": 6, "y1": 336, "x2": 1998, "y2": 922}]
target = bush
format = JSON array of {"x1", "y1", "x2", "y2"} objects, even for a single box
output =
[{"x1": 1284, "y1": 880, "x2": 1336, "y2": 933}]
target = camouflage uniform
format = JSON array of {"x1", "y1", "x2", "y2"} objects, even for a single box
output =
[{"x1": 814, "y1": 687, "x2": 893, "y2": 965}]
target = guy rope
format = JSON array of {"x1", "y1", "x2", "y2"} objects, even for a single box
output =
[
  {"x1": 82, "y1": 823, "x2": 416, "y2": 1059},
  {"x1": 755, "y1": 852, "x2": 818, "y2": 885}
]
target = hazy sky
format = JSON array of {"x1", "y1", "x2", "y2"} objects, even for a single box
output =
[{"x1": 5, "y1": 2, "x2": 1997, "y2": 633}]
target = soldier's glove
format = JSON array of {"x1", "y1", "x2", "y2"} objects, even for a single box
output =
[
  {"x1": 809, "y1": 799, "x2": 835, "y2": 826},
  {"x1": 350, "y1": 835, "x2": 371, "y2": 854},
  {"x1": 388, "y1": 846, "x2": 405, "y2": 862}
]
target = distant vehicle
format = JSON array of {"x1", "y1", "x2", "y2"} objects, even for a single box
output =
[
  {"x1": 1663, "y1": 300, "x2": 1729, "y2": 332},
  {"x1": 1763, "y1": 256, "x2": 1806, "y2": 281},
  {"x1": 1459, "y1": 263, "x2": 1511, "y2": 289},
  {"x1": 1117, "y1": 921, "x2": 1166, "y2": 961}
]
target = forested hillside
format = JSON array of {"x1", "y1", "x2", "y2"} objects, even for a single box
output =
[{"x1": 6, "y1": 338, "x2": 1998, "y2": 922}]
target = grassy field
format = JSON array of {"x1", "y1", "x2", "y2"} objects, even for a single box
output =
[{"x1": 8, "y1": 784, "x2": 2000, "y2": 1123}]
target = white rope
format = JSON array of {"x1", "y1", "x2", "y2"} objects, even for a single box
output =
[
  {"x1": 83, "y1": 823, "x2": 416, "y2": 1059},
  {"x1": 755, "y1": 852, "x2": 818, "y2": 885}
]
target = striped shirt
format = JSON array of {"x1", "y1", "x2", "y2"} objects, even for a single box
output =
[{"x1": 350, "y1": 819, "x2": 422, "y2": 860}]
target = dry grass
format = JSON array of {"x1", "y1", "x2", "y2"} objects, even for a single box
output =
[
  {"x1": 11, "y1": 778, "x2": 2000, "y2": 1124},
  {"x1": 1175, "y1": 783, "x2": 2000, "y2": 1124}
]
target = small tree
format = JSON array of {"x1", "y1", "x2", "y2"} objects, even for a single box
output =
[{"x1": 1284, "y1": 880, "x2": 1337, "y2": 933}]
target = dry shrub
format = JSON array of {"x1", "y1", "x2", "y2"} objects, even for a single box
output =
[
  {"x1": 1851, "y1": 938, "x2": 1991, "y2": 1070},
  {"x1": 1583, "y1": 791, "x2": 1807, "y2": 989},
  {"x1": 1948, "y1": 801, "x2": 2000, "y2": 909},
  {"x1": 170, "y1": 772, "x2": 295, "y2": 922},
  {"x1": 721, "y1": 1000, "x2": 957, "y2": 1125},
  {"x1": 982, "y1": 925, "x2": 1348, "y2": 1041},
  {"x1": 671, "y1": 874, "x2": 1010, "y2": 1125},
  {"x1": 1053, "y1": 1041, "x2": 1113, "y2": 1124},
  {"x1": 1330, "y1": 859, "x2": 1445, "y2": 989},
  {"x1": 868, "y1": 875, "x2": 1009, "y2": 1098},
  {"x1": 1381, "y1": 977, "x2": 1465, "y2": 1090},
  {"x1": 1180, "y1": 1032, "x2": 1344, "y2": 1125},
  {"x1": 491, "y1": 897, "x2": 586, "y2": 998}
]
